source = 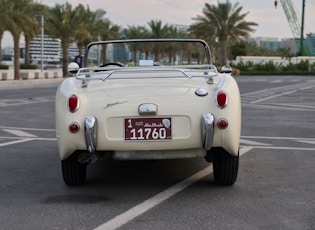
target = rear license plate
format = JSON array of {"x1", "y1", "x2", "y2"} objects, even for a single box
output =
[{"x1": 124, "y1": 117, "x2": 172, "y2": 141}]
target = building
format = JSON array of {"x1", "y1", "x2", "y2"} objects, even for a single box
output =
[
  {"x1": 254, "y1": 37, "x2": 282, "y2": 51},
  {"x1": 306, "y1": 33, "x2": 315, "y2": 56},
  {"x1": 30, "y1": 35, "x2": 61, "y2": 65},
  {"x1": 30, "y1": 35, "x2": 81, "y2": 66},
  {"x1": 282, "y1": 38, "x2": 299, "y2": 55}
]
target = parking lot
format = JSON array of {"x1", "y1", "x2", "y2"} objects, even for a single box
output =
[{"x1": 0, "y1": 76, "x2": 315, "y2": 229}]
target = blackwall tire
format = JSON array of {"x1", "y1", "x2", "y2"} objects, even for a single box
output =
[
  {"x1": 61, "y1": 153, "x2": 87, "y2": 186},
  {"x1": 213, "y1": 148, "x2": 239, "y2": 186}
]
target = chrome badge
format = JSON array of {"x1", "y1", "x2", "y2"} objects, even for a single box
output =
[
  {"x1": 195, "y1": 88, "x2": 208, "y2": 97},
  {"x1": 138, "y1": 103, "x2": 158, "y2": 115}
]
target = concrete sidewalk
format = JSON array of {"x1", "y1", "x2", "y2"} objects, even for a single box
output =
[{"x1": 0, "y1": 78, "x2": 64, "y2": 90}]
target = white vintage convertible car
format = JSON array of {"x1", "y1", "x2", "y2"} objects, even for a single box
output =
[{"x1": 55, "y1": 39, "x2": 241, "y2": 186}]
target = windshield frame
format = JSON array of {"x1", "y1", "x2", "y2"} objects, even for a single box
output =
[{"x1": 82, "y1": 39, "x2": 212, "y2": 68}]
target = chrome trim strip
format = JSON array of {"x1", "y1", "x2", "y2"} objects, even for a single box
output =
[
  {"x1": 85, "y1": 116, "x2": 97, "y2": 153},
  {"x1": 201, "y1": 113, "x2": 214, "y2": 151}
]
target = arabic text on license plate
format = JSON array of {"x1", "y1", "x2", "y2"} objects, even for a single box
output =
[{"x1": 124, "y1": 117, "x2": 172, "y2": 141}]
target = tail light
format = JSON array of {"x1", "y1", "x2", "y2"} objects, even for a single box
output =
[
  {"x1": 216, "y1": 91, "x2": 227, "y2": 108},
  {"x1": 68, "y1": 95, "x2": 79, "y2": 112}
]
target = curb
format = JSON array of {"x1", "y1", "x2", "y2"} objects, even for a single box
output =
[
  {"x1": 0, "y1": 69, "x2": 63, "y2": 80},
  {"x1": 0, "y1": 77, "x2": 64, "y2": 90}
]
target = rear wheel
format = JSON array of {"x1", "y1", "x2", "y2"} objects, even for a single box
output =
[
  {"x1": 212, "y1": 148, "x2": 239, "y2": 186},
  {"x1": 61, "y1": 152, "x2": 87, "y2": 186}
]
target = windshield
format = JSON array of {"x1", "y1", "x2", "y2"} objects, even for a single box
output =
[{"x1": 84, "y1": 39, "x2": 211, "y2": 68}]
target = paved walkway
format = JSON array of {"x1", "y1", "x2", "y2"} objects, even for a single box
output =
[{"x1": 0, "y1": 78, "x2": 64, "y2": 90}]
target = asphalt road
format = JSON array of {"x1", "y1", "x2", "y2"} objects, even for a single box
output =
[{"x1": 0, "y1": 76, "x2": 315, "y2": 230}]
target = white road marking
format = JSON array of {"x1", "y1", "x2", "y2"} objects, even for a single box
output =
[
  {"x1": 2, "y1": 129, "x2": 37, "y2": 138},
  {"x1": 242, "y1": 136, "x2": 315, "y2": 141},
  {"x1": 0, "y1": 126, "x2": 55, "y2": 132},
  {"x1": 0, "y1": 126, "x2": 56, "y2": 147},
  {"x1": 297, "y1": 140, "x2": 315, "y2": 145},
  {"x1": 0, "y1": 139, "x2": 33, "y2": 147},
  {"x1": 94, "y1": 147, "x2": 252, "y2": 230},
  {"x1": 243, "y1": 146, "x2": 315, "y2": 151},
  {"x1": 240, "y1": 139, "x2": 271, "y2": 146},
  {"x1": 251, "y1": 90, "x2": 297, "y2": 104}
]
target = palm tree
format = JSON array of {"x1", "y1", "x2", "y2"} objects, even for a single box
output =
[
  {"x1": 123, "y1": 25, "x2": 149, "y2": 64},
  {"x1": 148, "y1": 20, "x2": 169, "y2": 38},
  {"x1": 74, "y1": 7, "x2": 107, "y2": 56},
  {"x1": 0, "y1": 28, "x2": 4, "y2": 66},
  {"x1": 4, "y1": 0, "x2": 36, "y2": 79},
  {"x1": 0, "y1": 0, "x2": 11, "y2": 66},
  {"x1": 190, "y1": 0, "x2": 258, "y2": 66},
  {"x1": 95, "y1": 19, "x2": 121, "y2": 64},
  {"x1": 23, "y1": 3, "x2": 46, "y2": 65},
  {"x1": 45, "y1": 3, "x2": 86, "y2": 77},
  {"x1": 147, "y1": 20, "x2": 170, "y2": 61},
  {"x1": 97, "y1": 19, "x2": 121, "y2": 41}
]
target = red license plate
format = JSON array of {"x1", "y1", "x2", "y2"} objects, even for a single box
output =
[{"x1": 125, "y1": 117, "x2": 172, "y2": 141}]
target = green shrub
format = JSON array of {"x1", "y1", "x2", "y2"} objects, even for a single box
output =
[
  {"x1": 20, "y1": 64, "x2": 37, "y2": 69},
  {"x1": 0, "y1": 65, "x2": 9, "y2": 69},
  {"x1": 230, "y1": 60, "x2": 315, "y2": 75}
]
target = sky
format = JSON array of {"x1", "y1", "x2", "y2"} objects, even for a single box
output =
[{"x1": 2, "y1": 0, "x2": 315, "y2": 47}]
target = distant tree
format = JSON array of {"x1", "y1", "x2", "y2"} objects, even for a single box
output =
[
  {"x1": 230, "y1": 42, "x2": 247, "y2": 59},
  {"x1": 45, "y1": 3, "x2": 86, "y2": 77},
  {"x1": 95, "y1": 19, "x2": 121, "y2": 64},
  {"x1": 23, "y1": 3, "x2": 46, "y2": 65},
  {"x1": 147, "y1": 20, "x2": 170, "y2": 61},
  {"x1": 3, "y1": 0, "x2": 37, "y2": 79},
  {"x1": 190, "y1": 0, "x2": 258, "y2": 66},
  {"x1": 123, "y1": 25, "x2": 149, "y2": 64},
  {"x1": 0, "y1": 1, "x2": 4, "y2": 64},
  {"x1": 0, "y1": 27, "x2": 4, "y2": 66},
  {"x1": 74, "y1": 7, "x2": 107, "y2": 56},
  {"x1": 148, "y1": 20, "x2": 170, "y2": 38}
]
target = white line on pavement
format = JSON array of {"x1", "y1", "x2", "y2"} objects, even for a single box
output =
[
  {"x1": 240, "y1": 139, "x2": 271, "y2": 146},
  {"x1": 0, "y1": 139, "x2": 33, "y2": 147},
  {"x1": 94, "y1": 147, "x2": 252, "y2": 230},
  {"x1": 0, "y1": 126, "x2": 55, "y2": 132},
  {"x1": 2, "y1": 129, "x2": 38, "y2": 138},
  {"x1": 251, "y1": 90, "x2": 297, "y2": 104},
  {"x1": 245, "y1": 146, "x2": 315, "y2": 151},
  {"x1": 242, "y1": 136, "x2": 315, "y2": 141}
]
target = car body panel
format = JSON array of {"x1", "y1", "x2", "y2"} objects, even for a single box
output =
[{"x1": 56, "y1": 73, "x2": 241, "y2": 160}]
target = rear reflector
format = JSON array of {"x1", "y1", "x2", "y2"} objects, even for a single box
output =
[
  {"x1": 216, "y1": 91, "x2": 227, "y2": 108},
  {"x1": 69, "y1": 122, "x2": 80, "y2": 133},
  {"x1": 217, "y1": 118, "x2": 228, "y2": 129}
]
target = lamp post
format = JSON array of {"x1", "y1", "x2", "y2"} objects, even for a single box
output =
[
  {"x1": 300, "y1": 0, "x2": 305, "y2": 56},
  {"x1": 35, "y1": 14, "x2": 44, "y2": 73}
]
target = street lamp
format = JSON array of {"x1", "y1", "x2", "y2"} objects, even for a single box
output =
[{"x1": 35, "y1": 14, "x2": 44, "y2": 73}]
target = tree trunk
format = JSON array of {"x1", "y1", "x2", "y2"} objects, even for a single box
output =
[
  {"x1": 219, "y1": 38, "x2": 227, "y2": 66},
  {"x1": 13, "y1": 34, "x2": 20, "y2": 80},
  {"x1": 61, "y1": 40, "x2": 70, "y2": 77},
  {"x1": 25, "y1": 35, "x2": 31, "y2": 64},
  {"x1": 0, "y1": 33, "x2": 2, "y2": 65}
]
